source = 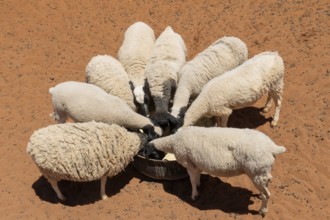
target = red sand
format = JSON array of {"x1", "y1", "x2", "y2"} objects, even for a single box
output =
[{"x1": 0, "y1": 1, "x2": 329, "y2": 219}]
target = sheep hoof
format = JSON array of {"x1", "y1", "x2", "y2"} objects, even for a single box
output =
[
  {"x1": 58, "y1": 195, "x2": 67, "y2": 201},
  {"x1": 271, "y1": 121, "x2": 278, "y2": 127},
  {"x1": 259, "y1": 208, "x2": 268, "y2": 217},
  {"x1": 262, "y1": 108, "x2": 270, "y2": 113},
  {"x1": 191, "y1": 194, "x2": 199, "y2": 201},
  {"x1": 101, "y1": 195, "x2": 108, "y2": 200}
]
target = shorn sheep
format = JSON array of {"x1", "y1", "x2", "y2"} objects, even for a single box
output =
[
  {"x1": 85, "y1": 54, "x2": 137, "y2": 111},
  {"x1": 145, "y1": 26, "x2": 187, "y2": 129},
  {"x1": 49, "y1": 81, "x2": 162, "y2": 140},
  {"x1": 118, "y1": 21, "x2": 156, "y2": 116},
  {"x1": 183, "y1": 51, "x2": 284, "y2": 128},
  {"x1": 27, "y1": 122, "x2": 147, "y2": 200},
  {"x1": 142, "y1": 126, "x2": 286, "y2": 216},
  {"x1": 170, "y1": 36, "x2": 248, "y2": 120}
]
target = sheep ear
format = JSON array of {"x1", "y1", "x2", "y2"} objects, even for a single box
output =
[
  {"x1": 139, "y1": 143, "x2": 156, "y2": 158},
  {"x1": 167, "y1": 114, "x2": 180, "y2": 131},
  {"x1": 142, "y1": 125, "x2": 159, "y2": 141}
]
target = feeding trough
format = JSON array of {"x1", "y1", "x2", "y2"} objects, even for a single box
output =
[{"x1": 132, "y1": 154, "x2": 188, "y2": 181}]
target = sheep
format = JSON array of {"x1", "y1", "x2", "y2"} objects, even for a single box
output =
[
  {"x1": 145, "y1": 26, "x2": 187, "y2": 129},
  {"x1": 49, "y1": 81, "x2": 162, "y2": 140},
  {"x1": 141, "y1": 126, "x2": 286, "y2": 216},
  {"x1": 118, "y1": 21, "x2": 156, "y2": 116},
  {"x1": 27, "y1": 121, "x2": 148, "y2": 200},
  {"x1": 183, "y1": 51, "x2": 285, "y2": 128},
  {"x1": 85, "y1": 54, "x2": 137, "y2": 111},
  {"x1": 170, "y1": 36, "x2": 248, "y2": 120}
]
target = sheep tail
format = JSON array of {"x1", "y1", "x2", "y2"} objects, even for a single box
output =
[
  {"x1": 272, "y1": 145, "x2": 286, "y2": 156},
  {"x1": 49, "y1": 87, "x2": 54, "y2": 94}
]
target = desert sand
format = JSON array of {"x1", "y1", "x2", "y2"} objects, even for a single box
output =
[{"x1": 0, "y1": 0, "x2": 329, "y2": 219}]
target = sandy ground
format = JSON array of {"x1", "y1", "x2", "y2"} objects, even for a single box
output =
[{"x1": 0, "y1": 0, "x2": 329, "y2": 219}]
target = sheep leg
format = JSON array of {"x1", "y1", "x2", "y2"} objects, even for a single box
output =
[
  {"x1": 100, "y1": 175, "x2": 108, "y2": 200},
  {"x1": 252, "y1": 174, "x2": 272, "y2": 217},
  {"x1": 185, "y1": 164, "x2": 201, "y2": 200},
  {"x1": 50, "y1": 110, "x2": 68, "y2": 124},
  {"x1": 262, "y1": 94, "x2": 272, "y2": 113},
  {"x1": 270, "y1": 92, "x2": 282, "y2": 127},
  {"x1": 47, "y1": 178, "x2": 66, "y2": 201},
  {"x1": 218, "y1": 109, "x2": 232, "y2": 127}
]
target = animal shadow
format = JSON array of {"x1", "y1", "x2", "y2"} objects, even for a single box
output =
[
  {"x1": 228, "y1": 107, "x2": 272, "y2": 128},
  {"x1": 162, "y1": 174, "x2": 259, "y2": 215},
  {"x1": 32, "y1": 165, "x2": 136, "y2": 206}
]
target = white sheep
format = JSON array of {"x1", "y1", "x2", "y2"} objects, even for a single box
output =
[
  {"x1": 27, "y1": 121, "x2": 147, "y2": 200},
  {"x1": 118, "y1": 21, "x2": 156, "y2": 115},
  {"x1": 183, "y1": 51, "x2": 285, "y2": 128},
  {"x1": 49, "y1": 81, "x2": 162, "y2": 140},
  {"x1": 143, "y1": 126, "x2": 286, "y2": 216},
  {"x1": 170, "y1": 36, "x2": 248, "y2": 119},
  {"x1": 85, "y1": 54, "x2": 137, "y2": 111},
  {"x1": 145, "y1": 26, "x2": 187, "y2": 128}
]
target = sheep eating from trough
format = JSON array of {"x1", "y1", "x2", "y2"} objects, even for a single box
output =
[
  {"x1": 145, "y1": 26, "x2": 187, "y2": 130},
  {"x1": 183, "y1": 51, "x2": 285, "y2": 127},
  {"x1": 142, "y1": 126, "x2": 286, "y2": 216},
  {"x1": 170, "y1": 36, "x2": 248, "y2": 121},
  {"x1": 85, "y1": 54, "x2": 137, "y2": 111},
  {"x1": 27, "y1": 121, "x2": 148, "y2": 200},
  {"x1": 49, "y1": 81, "x2": 162, "y2": 140},
  {"x1": 118, "y1": 21, "x2": 156, "y2": 116}
]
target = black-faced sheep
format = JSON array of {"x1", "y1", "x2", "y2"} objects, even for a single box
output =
[
  {"x1": 183, "y1": 51, "x2": 285, "y2": 127},
  {"x1": 170, "y1": 36, "x2": 248, "y2": 121},
  {"x1": 118, "y1": 21, "x2": 156, "y2": 116},
  {"x1": 49, "y1": 81, "x2": 162, "y2": 140},
  {"x1": 142, "y1": 126, "x2": 286, "y2": 216}
]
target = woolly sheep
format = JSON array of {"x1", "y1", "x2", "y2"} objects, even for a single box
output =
[
  {"x1": 49, "y1": 81, "x2": 162, "y2": 140},
  {"x1": 145, "y1": 26, "x2": 187, "y2": 128},
  {"x1": 118, "y1": 21, "x2": 156, "y2": 115},
  {"x1": 170, "y1": 36, "x2": 248, "y2": 120},
  {"x1": 27, "y1": 121, "x2": 147, "y2": 200},
  {"x1": 183, "y1": 51, "x2": 284, "y2": 128},
  {"x1": 142, "y1": 126, "x2": 286, "y2": 216},
  {"x1": 85, "y1": 54, "x2": 137, "y2": 111}
]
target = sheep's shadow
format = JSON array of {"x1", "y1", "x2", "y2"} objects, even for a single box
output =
[
  {"x1": 228, "y1": 106, "x2": 272, "y2": 128},
  {"x1": 161, "y1": 174, "x2": 259, "y2": 215},
  {"x1": 32, "y1": 165, "x2": 136, "y2": 206}
]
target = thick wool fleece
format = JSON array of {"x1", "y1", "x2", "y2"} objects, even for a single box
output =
[
  {"x1": 171, "y1": 36, "x2": 248, "y2": 118},
  {"x1": 27, "y1": 122, "x2": 147, "y2": 182},
  {"x1": 86, "y1": 54, "x2": 136, "y2": 110}
]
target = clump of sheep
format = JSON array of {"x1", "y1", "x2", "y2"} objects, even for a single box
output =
[
  {"x1": 27, "y1": 121, "x2": 148, "y2": 200},
  {"x1": 118, "y1": 21, "x2": 156, "y2": 115},
  {"x1": 142, "y1": 126, "x2": 286, "y2": 216},
  {"x1": 27, "y1": 21, "x2": 286, "y2": 216},
  {"x1": 145, "y1": 26, "x2": 187, "y2": 129},
  {"x1": 49, "y1": 81, "x2": 162, "y2": 140},
  {"x1": 170, "y1": 36, "x2": 248, "y2": 120},
  {"x1": 183, "y1": 51, "x2": 284, "y2": 127},
  {"x1": 85, "y1": 54, "x2": 137, "y2": 111}
]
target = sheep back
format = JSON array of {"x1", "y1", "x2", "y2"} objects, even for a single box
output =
[
  {"x1": 178, "y1": 36, "x2": 247, "y2": 96},
  {"x1": 86, "y1": 55, "x2": 136, "y2": 110},
  {"x1": 118, "y1": 22, "x2": 155, "y2": 87},
  {"x1": 150, "y1": 126, "x2": 285, "y2": 177},
  {"x1": 27, "y1": 122, "x2": 147, "y2": 182},
  {"x1": 198, "y1": 51, "x2": 284, "y2": 113},
  {"x1": 145, "y1": 26, "x2": 187, "y2": 113}
]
